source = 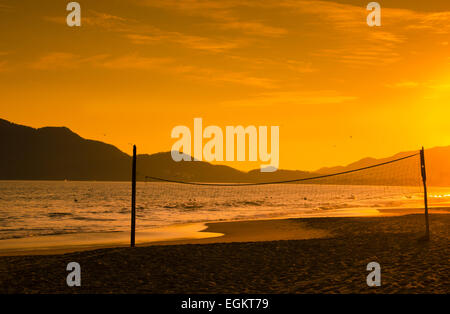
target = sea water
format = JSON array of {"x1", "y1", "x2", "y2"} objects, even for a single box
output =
[{"x1": 0, "y1": 180, "x2": 448, "y2": 241}]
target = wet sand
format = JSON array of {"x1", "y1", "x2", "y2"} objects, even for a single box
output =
[
  {"x1": 1, "y1": 206, "x2": 447, "y2": 256},
  {"x1": 0, "y1": 213, "x2": 448, "y2": 293},
  {"x1": 0, "y1": 223, "x2": 224, "y2": 256}
]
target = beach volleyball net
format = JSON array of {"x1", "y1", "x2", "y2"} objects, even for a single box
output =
[{"x1": 140, "y1": 152, "x2": 426, "y2": 221}]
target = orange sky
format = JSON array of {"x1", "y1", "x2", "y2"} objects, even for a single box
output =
[{"x1": 0, "y1": 0, "x2": 449, "y2": 171}]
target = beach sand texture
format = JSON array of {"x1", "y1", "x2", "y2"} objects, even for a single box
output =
[{"x1": 0, "y1": 214, "x2": 448, "y2": 294}]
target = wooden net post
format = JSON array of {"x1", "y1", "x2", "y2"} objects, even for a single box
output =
[
  {"x1": 131, "y1": 145, "x2": 137, "y2": 247},
  {"x1": 420, "y1": 147, "x2": 430, "y2": 240}
]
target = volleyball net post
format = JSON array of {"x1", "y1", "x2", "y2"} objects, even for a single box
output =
[
  {"x1": 420, "y1": 147, "x2": 430, "y2": 241},
  {"x1": 131, "y1": 145, "x2": 137, "y2": 247}
]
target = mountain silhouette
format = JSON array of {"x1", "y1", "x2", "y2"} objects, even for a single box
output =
[
  {"x1": 0, "y1": 119, "x2": 130, "y2": 181},
  {"x1": 1, "y1": 118, "x2": 449, "y2": 186},
  {"x1": 0, "y1": 118, "x2": 300, "y2": 182}
]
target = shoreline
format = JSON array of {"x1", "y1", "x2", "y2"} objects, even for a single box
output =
[
  {"x1": 0, "y1": 213, "x2": 448, "y2": 293},
  {"x1": 0, "y1": 207, "x2": 449, "y2": 256}
]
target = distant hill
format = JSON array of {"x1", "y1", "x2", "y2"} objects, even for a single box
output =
[
  {"x1": 0, "y1": 119, "x2": 131, "y2": 181},
  {"x1": 1, "y1": 118, "x2": 449, "y2": 186},
  {"x1": 0, "y1": 118, "x2": 314, "y2": 183}
]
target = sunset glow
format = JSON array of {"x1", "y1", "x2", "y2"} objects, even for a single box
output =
[{"x1": 1, "y1": 0, "x2": 449, "y2": 171}]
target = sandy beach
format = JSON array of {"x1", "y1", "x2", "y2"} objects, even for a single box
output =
[{"x1": 0, "y1": 213, "x2": 448, "y2": 294}]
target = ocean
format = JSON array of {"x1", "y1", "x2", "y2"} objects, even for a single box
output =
[{"x1": 1, "y1": 180, "x2": 448, "y2": 241}]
